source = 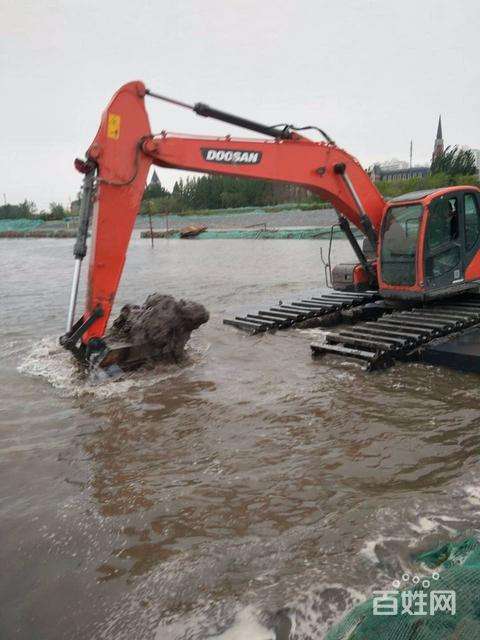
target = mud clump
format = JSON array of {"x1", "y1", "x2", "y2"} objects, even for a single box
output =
[{"x1": 106, "y1": 293, "x2": 209, "y2": 364}]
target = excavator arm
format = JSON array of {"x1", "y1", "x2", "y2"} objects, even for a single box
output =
[{"x1": 61, "y1": 80, "x2": 385, "y2": 363}]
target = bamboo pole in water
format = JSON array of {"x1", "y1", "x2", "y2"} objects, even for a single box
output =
[{"x1": 148, "y1": 212, "x2": 154, "y2": 248}]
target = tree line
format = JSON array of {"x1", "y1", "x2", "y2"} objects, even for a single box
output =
[
  {"x1": 140, "y1": 174, "x2": 320, "y2": 215},
  {"x1": 0, "y1": 176, "x2": 320, "y2": 220},
  {"x1": 0, "y1": 200, "x2": 68, "y2": 221}
]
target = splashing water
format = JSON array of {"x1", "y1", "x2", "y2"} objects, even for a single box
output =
[{"x1": 18, "y1": 336, "x2": 210, "y2": 400}]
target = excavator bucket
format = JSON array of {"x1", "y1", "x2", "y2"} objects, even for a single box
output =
[{"x1": 88, "y1": 293, "x2": 210, "y2": 376}]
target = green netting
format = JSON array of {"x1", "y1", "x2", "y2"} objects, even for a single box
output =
[
  {"x1": 141, "y1": 227, "x2": 363, "y2": 240},
  {"x1": 326, "y1": 538, "x2": 480, "y2": 640},
  {"x1": 0, "y1": 218, "x2": 44, "y2": 232},
  {"x1": 200, "y1": 227, "x2": 332, "y2": 239}
]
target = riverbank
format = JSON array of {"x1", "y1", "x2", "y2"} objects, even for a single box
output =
[
  {"x1": 0, "y1": 229, "x2": 77, "y2": 238},
  {"x1": 136, "y1": 205, "x2": 338, "y2": 230},
  {"x1": 0, "y1": 204, "x2": 339, "y2": 238},
  {"x1": 158, "y1": 202, "x2": 333, "y2": 217},
  {"x1": 140, "y1": 225, "x2": 358, "y2": 240}
]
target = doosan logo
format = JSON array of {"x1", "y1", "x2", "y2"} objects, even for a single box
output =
[{"x1": 201, "y1": 148, "x2": 262, "y2": 164}]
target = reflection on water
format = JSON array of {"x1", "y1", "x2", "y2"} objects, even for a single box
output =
[{"x1": 2, "y1": 237, "x2": 480, "y2": 639}]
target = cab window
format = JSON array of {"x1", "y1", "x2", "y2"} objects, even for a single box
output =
[
  {"x1": 427, "y1": 196, "x2": 459, "y2": 248},
  {"x1": 381, "y1": 204, "x2": 423, "y2": 285},
  {"x1": 425, "y1": 196, "x2": 461, "y2": 279},
  {"x1": 464, "y1": 193, "x2": 480, "y2": 251}
]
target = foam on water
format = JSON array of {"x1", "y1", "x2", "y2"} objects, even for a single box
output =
[
  {"x1": 360, "y1": 537, "x2": 385, "y2": 565},
  {"x1": 285, "y1": 583, "x2": 365, "y2": 640},
  {"x1": 463, "y1": 484, "x2": 480, "y2": 507},
  {"x1": 146, "y1": 583, "x2": 367, "y2": 640},
  {"x1": 18, "y1": 336, "x2": 83, "y2": 390},
  {"x1": 188, "y1": 606, "x2": 275, "y2": 640},
  {"x1": 360, "y1": 535, "x2": 406, "y2": 565},
  {"x1": 410, "y1": 516, "x2": 439, "y2": 535},
  {"x1": 96, "y1": 529, "x2": 369, "y2": 640}
]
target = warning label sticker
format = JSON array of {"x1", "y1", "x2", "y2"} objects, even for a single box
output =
[{"x1": 107, "y1": 113, "x2": 121, "y2": 140}]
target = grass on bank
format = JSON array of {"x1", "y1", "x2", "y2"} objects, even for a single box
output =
[{"x1": 163, "y1": 202, "x2": 332, "y2": 217}]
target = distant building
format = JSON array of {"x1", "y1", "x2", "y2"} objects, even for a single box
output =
[
  {"x1": 378, "y1": 158, "x2": 409, "y2": 171},
  {"x1": 371, "y1": 116, "x2": 445, "y2": 182},
  {"x1": 370, "y1": 164, "x2": 430, "y2": 182}
]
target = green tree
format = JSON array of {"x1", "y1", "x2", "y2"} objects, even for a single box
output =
[
  {"x1": 140, "y1": 173, "x2": 322, "y2": 213},
  {"x1": 0, "y1": 200, "x2": 36, "y2": 219},
  {"x1": 143, "y1": 180, "x2": 168, "y2": 200},
  {"x1": 431, "y1": 145, "x2": 477, "y2": 176},
  {"x1": 376, "y1": 172, "x2": 480, "y2": 199},
  {"x1": 36, "y1": 202, "x2": 67, "y2": 221},
  {"x1": 48, "y1": 202, "x2": 67, "y2": 220}
]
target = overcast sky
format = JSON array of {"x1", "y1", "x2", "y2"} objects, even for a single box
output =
[{"x1": 2, "y1": 0, "x2": 479, "y2": 210}]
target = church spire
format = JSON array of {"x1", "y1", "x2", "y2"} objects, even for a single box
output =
[
  {"x1": 150, "y1": 169, "x2": 160, "y2": 186},
  {"x1": 432, "y1": 115, "x2": 444, "y2": 162},
  {"x1": 436, "y1": 115, "x2": 443, "y2": 141}
]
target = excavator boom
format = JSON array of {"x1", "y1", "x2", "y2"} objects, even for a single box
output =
[{"x1": 60, "y1": 80, "x2": 385, "y2": 365}]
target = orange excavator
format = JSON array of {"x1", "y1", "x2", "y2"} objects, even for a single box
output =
[{"x1": 60, "y1": 81, "x2": 480, "y2": 372}]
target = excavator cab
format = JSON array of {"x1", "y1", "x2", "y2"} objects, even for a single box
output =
[{"x1": 379, "y1": 187, "x2": 480, "y2": 300}]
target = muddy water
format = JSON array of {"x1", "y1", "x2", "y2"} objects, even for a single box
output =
[{"x1": 2, "y1": 237, "x2": 480, "y2": 640}]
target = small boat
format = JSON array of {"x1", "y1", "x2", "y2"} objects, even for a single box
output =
[{"x1": 179, "y1": 224, "x2": 207, "y2": 238}]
